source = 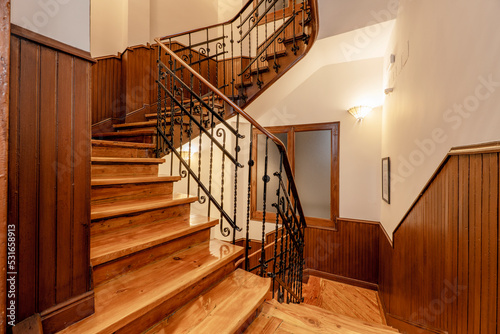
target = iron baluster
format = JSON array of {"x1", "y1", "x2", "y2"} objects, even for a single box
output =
[
  {"x1": 260, "y1": 137, "x2": 270, "y2": 277},
  {"x1": 245, "y1": 125, "x2": 254, "y2": 271}
]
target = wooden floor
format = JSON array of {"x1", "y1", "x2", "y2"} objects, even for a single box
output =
[
  {"x1": 302, "y1": 276, "x2": 386, "y2": 325},
  {"x1": 245, "y1": 277, "x2": 398, "y2": 334}
]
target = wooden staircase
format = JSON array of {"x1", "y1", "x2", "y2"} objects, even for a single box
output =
[
  {"x1": 54, "y1": 135, "x2": 401, "y2": 334},
  {"x1": 57, "y1": 138, "x2": 271, "y2": 333}
]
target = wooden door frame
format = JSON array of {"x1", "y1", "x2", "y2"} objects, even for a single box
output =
[{"x1": 0, "y1": 0, "x2": 10, "y2": 332}]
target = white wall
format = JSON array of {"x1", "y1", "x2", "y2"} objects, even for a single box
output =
[
  {"x1": 381, "y1": 0, "x2": 500, "y2": 235},
  {"x1": 11, "y1": 0, "x2": 90, "y2": 51}
]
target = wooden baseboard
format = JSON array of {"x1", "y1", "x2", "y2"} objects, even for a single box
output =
[
  {"x1": 40, "y1": 291, "x2": 94, "y2": 334},
  {"x1": 303, "y1": 269, "x2": 378, "y2": 291},
  {"x1": 385, "y1": 313, "x2": 447, "y2": 334}
]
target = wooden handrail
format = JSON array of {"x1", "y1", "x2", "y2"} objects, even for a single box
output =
[{"x1": 155, "y1": 38, "x2": 307, "y2": 229}]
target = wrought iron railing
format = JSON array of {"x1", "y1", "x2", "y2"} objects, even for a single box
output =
[
  {"x1": 154, "y1": 0, "x2": 315, "y2": 303},
  {"x1": 157, "y1": 0, "x2": 312, "y2": 106}
]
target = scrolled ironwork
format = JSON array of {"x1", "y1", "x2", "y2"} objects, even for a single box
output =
[{"x1": 155, "y1": 0, "x2": 314, "y2": 305}]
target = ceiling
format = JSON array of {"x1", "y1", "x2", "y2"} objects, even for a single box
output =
[{"x1": 317, "y1": 0, "x2": 398, "y2": 39}]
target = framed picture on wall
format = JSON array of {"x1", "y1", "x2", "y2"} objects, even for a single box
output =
[{"x1": 382, "y1": 157, "x2": 390, "y2": 204}]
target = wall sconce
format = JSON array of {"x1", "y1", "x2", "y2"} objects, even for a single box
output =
[{"x1": 347, "y1": 106, "x2": 372, "y2": 120}]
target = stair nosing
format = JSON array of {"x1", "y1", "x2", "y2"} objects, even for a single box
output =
[
  {"x1": 91, "y1": 140, "x2": 156, "y2": 149},
  {"x1": 91, "y1": 194, "x2": 198, "y2": 221}
]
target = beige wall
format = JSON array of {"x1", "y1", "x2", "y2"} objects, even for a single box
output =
[
  {"x1": 11, "y1": 0, "x2": 90, "y2": 51},
  {"x1": 150, "y1": 0, "x2": 219, "y2": 41},
  {"x1": 91, "y1": 0, "x2": 127, "y2": 57},
  {"x1": 381, "y1": 0, "x2": 500, "y2": 236}
]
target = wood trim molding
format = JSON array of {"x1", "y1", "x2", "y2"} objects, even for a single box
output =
[
  {"x1": 449, "y1": 141, "x2": 500, "y2": 155},
  {"x1": 40, "y1": 291, "x2": 94, "y2": 334},
  {"x1": 10, "y1": 24, "x2": 95, "y2": 63},
  {"x1": 393, "y1": 140, "x2": 500, "y2": 236},
  {"x1": 0, "y1": 1, "x2": 10, "y2": 331},
  {"x1": 303, "y1": 269, "x2": 379, "y2": 291},
  {"x1": 336, "y1": 217, "x2": 380, "y2": 226}
]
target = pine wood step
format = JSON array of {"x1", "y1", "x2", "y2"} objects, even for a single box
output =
[
  {"x1": 92, "y1": 140, "x2": 156, "y2": 158},
  {"x1": 93, "y1": 129, "x2": 158, "y2": 144},
  {"x1": 145, "y1": 269, "x2": 271, "y2": 334},
  {"x1": 59, "y1": 239, "x2": 244, "y2": 334},
  {"x1": 91, "y1": 214, "x2": 218, "y2": 266},
  {"x1": 91, "y1": 193, "x2": 197, "y2": 221},
  {"x1": 91, "y1": 176, "x2": 181, "y2": 204},
  {"x1": 91, "y1": 157, "x2": 165, "y2": 178},
  {"x1": 245, "y1": 299, "x2": 400, "y2": 334}
]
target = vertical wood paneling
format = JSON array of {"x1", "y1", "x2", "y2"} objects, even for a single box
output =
[
  {"x1": 38, "y1": 47, "x2": 57, "y2": 310},
  {"x1": 304, "y1": 220, "x2": 379, "y2": 285},
  {"x1": 18, "y1": 39, "x2": 39, "y2": 320},
  {"x1": 379, "y1": 153, "x2": 500, "y2": 334},
  {"x1": 9, "y1": 32, "x2": 92, "y2": 330},
  {"x1": 72, "y1": 58, "x2": 91, "y2": 296},
  {"x1": 56, "y1": 53, "x2": 74, "y2": 304},
  {"x1": 0, "y1": 2, "x2": 10, "y2": 329}
]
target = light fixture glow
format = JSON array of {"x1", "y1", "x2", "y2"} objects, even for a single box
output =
[{"x1": 347, "y1": 106, "x2": 372, "y2": 120}]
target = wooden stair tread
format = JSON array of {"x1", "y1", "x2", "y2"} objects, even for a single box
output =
[
  {"x1": 250, "y1": 299, "x2": 400, "y2": 334},
  {"x1": 59, "y1": 240, "x2": 244, "y2": 334},
  {"x1": 145, "y1": 269, "x2": 271, "y2": 334},
  {"x1": 91, "y1": 140, "x2": 156, "y2": 149},
  {"x1": 91, "y1": 214, "x2": 219, "y2": 266},
  {"x1": 91, "y1": 175, "x2": 181, "y2": 186},
  {"x1": 91, "y1": 157, "x2": 165, "y2": 164},
  {"x1": 94, "y1": 129, "x2": 157, "y2": 136},
  {"x1": 91, "y1": 193, "x2": 198, "y2": 220}
]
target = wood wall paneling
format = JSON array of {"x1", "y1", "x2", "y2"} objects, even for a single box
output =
[
  {"x1": 379, "y1": 152, "x2": 500, "y2": 334},
  {"x1": 9, "y1": 30, "x2": 93, "y2": 332},
  {"x1": 0, "y1": 1, "x2": 10, "y2": 331},
  {"x1": 304, "y1": 219, "x2": 380, "y2": 287}
]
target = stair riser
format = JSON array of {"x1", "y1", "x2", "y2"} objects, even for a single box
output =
[
  {"x1": 92, "y1": 229, "x2": 210, "y2": 287},
  {"x1": 115, "y1": 262, "x2": 235, "y2": 334},
  {"x1": 93, "y1": 135, "x2": 156, "y2": 144},
  {"x1": 91, "y1": 204, "x2": 190, "y2": 236},
  {"x1": 92, "y1": 146, "x2": 154, "y2": 159},
  {"x1": 92, "y1": 163, "x2": 159, "y2": 178},
  {"x1": 91, "y1": 182, "x2": 174, "y2": 205},
  {"x1": 116, "y1": 126, "x2": 158, "y2": 133}
]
